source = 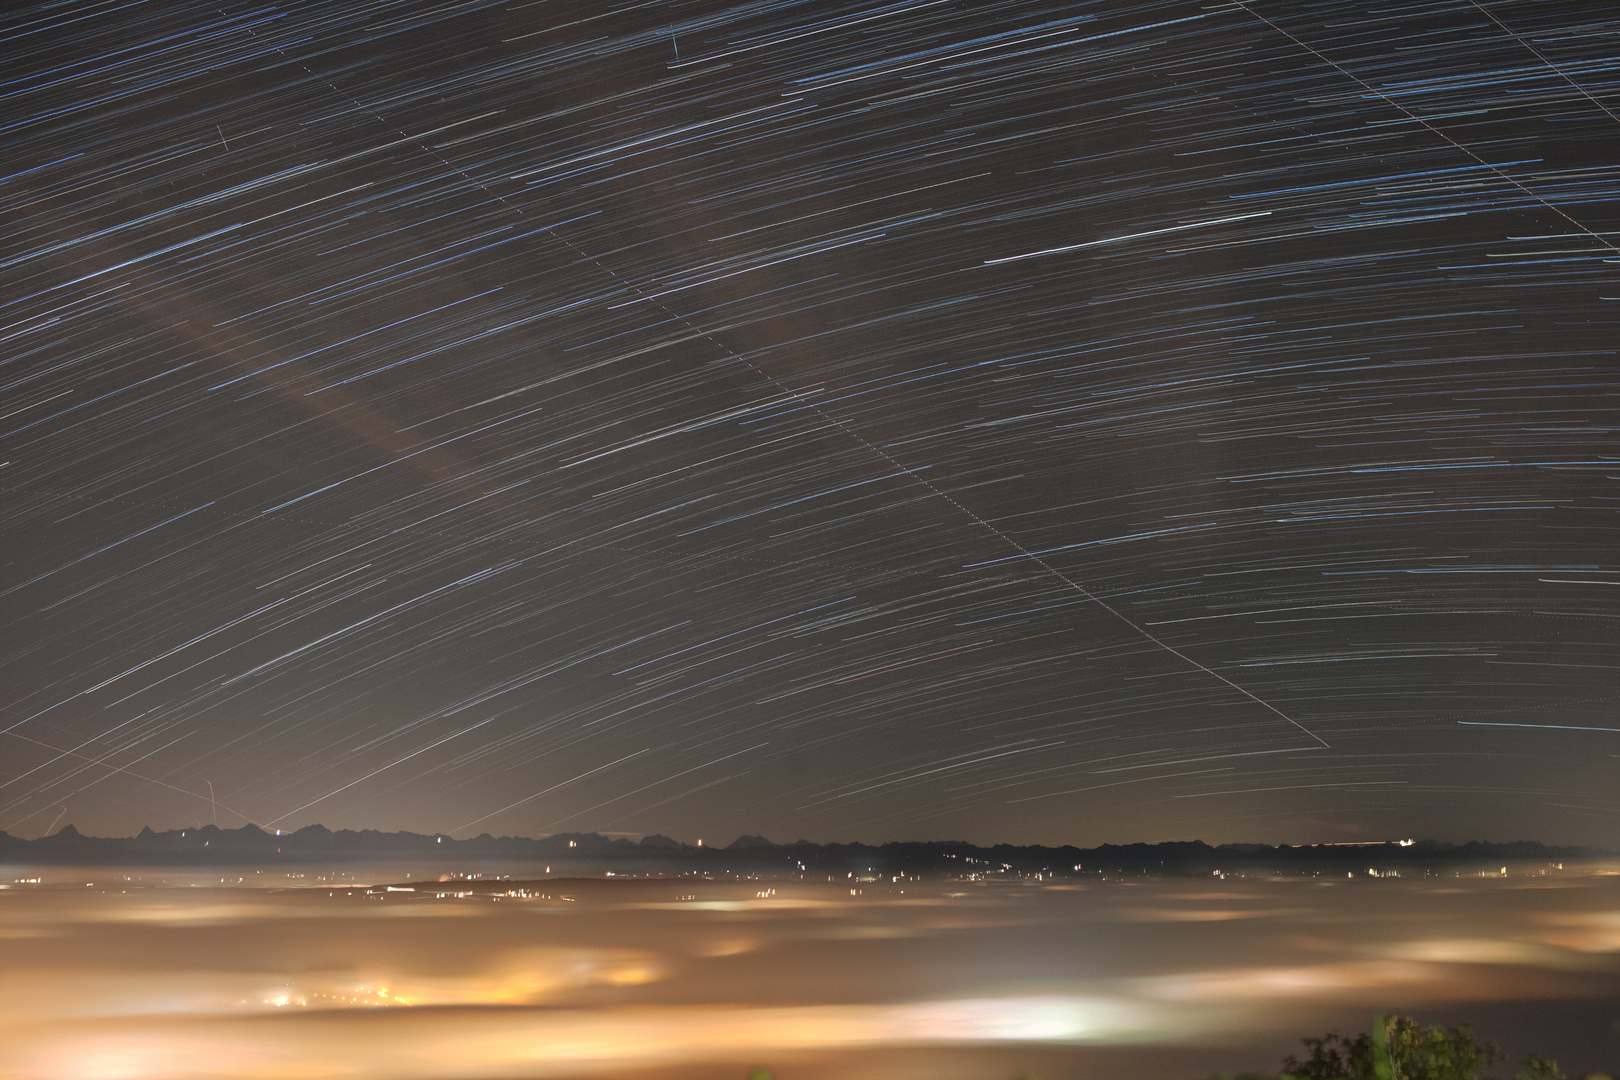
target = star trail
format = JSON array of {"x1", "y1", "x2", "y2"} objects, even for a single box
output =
[{"x1": 2, "y1": 0, "x2": 1614, "y2": 846}]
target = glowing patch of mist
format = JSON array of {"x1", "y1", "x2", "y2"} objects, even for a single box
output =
[
  {"x1": 19, "y1": 997, "x2": 1174, "y2": 1080},
  {"x1": 0, "y1": 947, "x2": 665, "y2": 1020},
  {"x1": 2, "y1": 871, "x2": 1613, "y2": 1080},
  {"x1": 1387, "y1": 938, "x2": 1597, "y2": 969},
  {"x1": 1122, "y1": 906, "x2": 1294, "y2": 922},
  {"x1": 628, "y1": 898, "x2": 841, "y2": 911},
  {"x1": 1533, "y1": 910, "x2": 1620, "y2": 952}
]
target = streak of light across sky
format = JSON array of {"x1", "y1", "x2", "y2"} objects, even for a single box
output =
[{"x1": 0, "y1": 0, "x2": 1614, "y2": 846}]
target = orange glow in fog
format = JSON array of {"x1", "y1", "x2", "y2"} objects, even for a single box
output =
[{"x1": 1, "y1": 867, "x2": 1613, "y2": 1079}]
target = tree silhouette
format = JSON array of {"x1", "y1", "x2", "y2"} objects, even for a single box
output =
[
  {"x1": 1516, "y1": 1057, "x2": 1567, "y2": 1080},
  {"x1": 1282, "y1": 1015, "x2": 1499, "y2": 1080}
]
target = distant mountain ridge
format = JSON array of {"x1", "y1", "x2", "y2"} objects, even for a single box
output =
[{"x1": 0, "y1": 823, "x2": 1606, "y2": 874}]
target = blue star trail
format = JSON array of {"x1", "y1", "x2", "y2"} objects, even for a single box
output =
[{"x1": 1, "y1": 0, "x2": 1614, "y2": 846}]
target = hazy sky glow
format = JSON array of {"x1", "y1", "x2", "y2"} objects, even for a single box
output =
[{"x1": 2, "y1": 0, "x2": 1615, "y2": 845}]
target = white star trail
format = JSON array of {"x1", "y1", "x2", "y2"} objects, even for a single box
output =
[{"x1": 1, "y1": 0, "x2": 1613, "y2": 846}]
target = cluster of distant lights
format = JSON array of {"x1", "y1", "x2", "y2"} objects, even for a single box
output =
[
  {"x1": 263, "y1": 985, "x2": 406, "y2": 1009},
  {"x1": 3, "y1": 837, "x2": 1571, "y2": 895}
]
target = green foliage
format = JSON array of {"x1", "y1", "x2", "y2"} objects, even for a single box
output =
[
  {"x1": 1384, "y1": 1015, "x2": 1499, "y2": 1080},
  {"x1": 1281, "y1": 1016, "x2": 1499, "y2": 1080},
  {"x1": 1282, "y1": 1030, "x2": 1375, "y2": 1080},
  {"x1": 1220, "y1": 1016, "x2": 1608, "y2": 1080},
  {"x1": 1516, "y1": 1058, "x2": 1565, "y2": 1080}
]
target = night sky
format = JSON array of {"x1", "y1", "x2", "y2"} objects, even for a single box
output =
[{"x1": 2, "y1": 0, "x2": 1614, "y2": 848}]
